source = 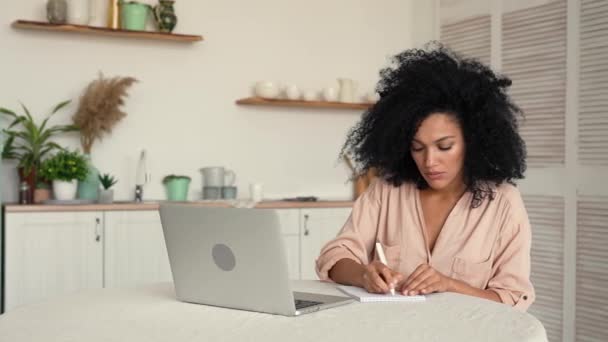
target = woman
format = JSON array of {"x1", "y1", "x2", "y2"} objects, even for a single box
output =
[{"x1": 316, "y1": 44, "x2": 534, "y2": 311}]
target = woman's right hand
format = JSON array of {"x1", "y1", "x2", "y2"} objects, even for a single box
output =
[{"x1": 360, "y1": 261, "x2": 404, "y2": 294}]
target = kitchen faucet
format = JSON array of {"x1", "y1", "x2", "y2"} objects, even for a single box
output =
[{"x1": 134, "y1": 149, "x2": 150, "y2": 202}]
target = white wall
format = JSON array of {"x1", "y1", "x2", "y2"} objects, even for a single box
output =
[{"x1": 0, "y1": 0, "x2": 436, "y2": 202}]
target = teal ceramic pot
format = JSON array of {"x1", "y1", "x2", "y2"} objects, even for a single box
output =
[
  {"x1": 121, "y1": 2, "x2": 150, "y2": 30},
  {"x1": 165, "y1": 178, "x2": 190, "y2": 201}
]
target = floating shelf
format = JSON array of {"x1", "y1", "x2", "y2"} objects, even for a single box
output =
[
  {"x1": 236, "y1": 97, "x2": 374, "y2": 110},
  {"x1": 11, "y1": 20, "x2": 203, "y2": 42}
]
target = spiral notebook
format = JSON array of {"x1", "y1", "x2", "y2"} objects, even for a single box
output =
[{"x1": 337, "y1": 285, "x2": 426, "y2": 302}]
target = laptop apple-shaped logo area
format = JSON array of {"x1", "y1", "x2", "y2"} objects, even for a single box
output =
[{"x1": 212, "y1": 243, "x2": 236, "y2": 271}]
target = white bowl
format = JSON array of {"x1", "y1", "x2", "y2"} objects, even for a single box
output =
[
  {"x1": 283, "y1": 84, "x2": 301, "y2": 100},
  {"x1": 253, "y1": 81, "x2": 280, "y2": 99},
  {"x1": 302, "y1": 90, "x2": 318, "y2": 102},
  {"x1": 322, "y1": 87, "x2": 339, "y2": 102}
]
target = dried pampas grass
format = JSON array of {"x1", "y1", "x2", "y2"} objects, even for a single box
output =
[{"x1": 73, "y1": 73, "x2": 138, "y2": 153}]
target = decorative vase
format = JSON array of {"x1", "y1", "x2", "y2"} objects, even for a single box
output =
[
  {"x1": 53, "y1": 180, "x2": 78, "y2": 200},
  {"x1": 47, "y1": 0, "x2": 68, "y2": 24},
  {"x1": 66, "y1": 0, "x2": 91, "y2": 25},
  {"x1": 164, "y1": 178, "x2": 190, "y2": 201},
  {"x1": 17, "y1": 167, "x2": 36, "y2": 204},
  {"x1": 77, "y1": 154, "x2": 100, "y2": 200},
  {"x1": 121, "y1": 2, "x2": 150, "y2": 30},
  {"x1": 153, "y1": 0, "x2": 177, "y2": 33},
  {"x1": 98, "y1": 189, "x2": 114, "y2": 204}
]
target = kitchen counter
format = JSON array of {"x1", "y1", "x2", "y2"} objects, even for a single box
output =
[{"x1": 3, "y1": 200, "x2": 354, "y2": 213}]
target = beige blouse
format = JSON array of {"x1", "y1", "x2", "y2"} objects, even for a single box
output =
[{"x1": 316, "y1": 179, "x2": 535, "y2": 311}]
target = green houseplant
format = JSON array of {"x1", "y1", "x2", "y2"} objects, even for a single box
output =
[
  {"x1": 98, "y1": 173, "x2": 118, "y2": 203},
  {"x1": 162, "y1": 174, "x2": 191, "y2": 201},
  {"x1": 39, "y1": 150, "x2": 89, "y2": 200},
  {"x1": 0, "y1": 101, "x2": 78, "y2": 201}
]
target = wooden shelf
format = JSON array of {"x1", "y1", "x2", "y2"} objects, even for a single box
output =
[
  {"x1": 11, "y1": 20, "x2": 203, "y2": 42},
  {"x1": 236, "y1": 97, "x2": 374, "y2": 110}
]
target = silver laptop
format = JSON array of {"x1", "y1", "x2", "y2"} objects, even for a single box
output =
[{"x1": 159, "y1": 204, "x2": 354, "y2": 316}]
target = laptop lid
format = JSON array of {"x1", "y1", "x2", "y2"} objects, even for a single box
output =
[{"x1": 159, "y1": 204, "x2": 297, "y2": 316}]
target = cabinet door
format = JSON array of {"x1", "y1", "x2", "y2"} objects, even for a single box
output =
[
  {"x1": 300, "y1": 208, "x2": 352, "y2": 280},
  {"x1": 103, "y1": 210, "x2": 172, "y2": 288},
  {"x1": 275, "y1": 209, "x2": 301, "y2": 280},
  {"x1": 4, "y1": 211, "x2": 103, "y2": 311}
]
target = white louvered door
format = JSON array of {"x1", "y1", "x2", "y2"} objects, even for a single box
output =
[
  {"x1": 575, "y1": 1, "x2": 608, "y2": 341},
  {"x1": 525, "y1": 196, "x2": 565, "y2": 342},
  {"x1": 438, "y1": 0, "x2": 608, "y2": 341},
  {"x1": 440, "y1": 14, "x2": 491, "y2": 64},
  {"x1": 576, "y1": 197, "x2": 608, "y2": 342},
  {"x1": 579, "y1": 0, "x2": 608, "y2": 165},
  {"x1": 502, "y1": 1, "x2": 567, "y2": 167}
]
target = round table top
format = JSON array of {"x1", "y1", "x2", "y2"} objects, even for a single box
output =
[{"x1": 0, "y1": 280, "x2": 547, "y2": 342}]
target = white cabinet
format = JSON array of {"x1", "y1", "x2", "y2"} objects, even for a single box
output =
[
  {"x1": 103, "y1": 210, "x2": 172, "y2": 288},
  {"x1": 299, "y1": 208, "x2": 352, "y2": 280},
  {"x1": 2, "y1": 206, "x2": 352, "y2": 312},
  {"x1": 275, "y1": 209, "x2": 301, "y2": 280},
  {"x1": 4, "y1": 212, "x2": 103, "y2": 311}
]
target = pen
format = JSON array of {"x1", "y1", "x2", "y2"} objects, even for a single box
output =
[{"x1": 375, "y1": 241, "x2": 395, "y2": 296}]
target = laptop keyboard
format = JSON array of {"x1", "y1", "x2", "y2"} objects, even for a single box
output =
[{"x1": 294, "y1": 299, "x2": 322, "y2": 310}]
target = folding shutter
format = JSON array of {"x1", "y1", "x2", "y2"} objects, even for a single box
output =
[
  {"x1": 525, "y1": 195, "x2": 565, "y2": 342},
  {"x1": 579, "y1": 0, "x2": 608, "y2": 165},
  {"x1": 502, "y1": 1, "x2": 567, "y2": 166},
  {"x1": 440, "y1": 15, "x2": 491, "y2": 65},
  {"x1": 576, "y1": 196, "x2": 608, "y2": 341}
]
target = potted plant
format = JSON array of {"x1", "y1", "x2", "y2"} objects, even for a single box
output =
[
  {"x1": 39, "y1": 150, "x2": 89, "y2": 200},
  {"x1": 162, "y1": 174, "x2": 191, "y2": 201},
  {"x1": 98, "y1": 173, "x2": 118, "y2": 203},
  {"x1": 1, "y1": 101, "x2": 79, "y2": 202},
  {"x1": 33, "y1": 180, "x2": 52, "y2": 204}
]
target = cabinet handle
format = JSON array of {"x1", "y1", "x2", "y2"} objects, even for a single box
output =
[
  {"x1": 303, "y1": 214, "x2": 310, "y2": 236},
  {"x1": 95, "y1": 217, "x2": 101, "y2": 242}
]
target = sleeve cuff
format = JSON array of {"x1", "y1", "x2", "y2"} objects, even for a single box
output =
[{"x1": 491, "y1": 288, "x2": 533, "y2": 312}]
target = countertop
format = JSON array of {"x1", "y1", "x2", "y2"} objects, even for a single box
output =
[{"x1": 3, "y1": 200, "x2": 354, "y2": 213}]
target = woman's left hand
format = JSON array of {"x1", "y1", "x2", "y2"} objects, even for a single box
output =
[{"x1": 399, "y1": 264, "x2": 453, "y2": 296}]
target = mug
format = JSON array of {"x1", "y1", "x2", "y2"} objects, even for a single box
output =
[
  {"x1": 249, "y1": 183, "x2": 263, "y2": 202},
  {"x1": 221, "y1": 186, "x2": 237, "y2": 199}
]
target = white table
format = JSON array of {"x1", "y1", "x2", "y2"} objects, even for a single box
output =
[{"x1": 0, "y1": 280, "x2": 547, "y2": 342}]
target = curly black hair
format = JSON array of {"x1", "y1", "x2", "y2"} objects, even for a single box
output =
[{"x1": 342, "y1": 43, "x2": 526, "y2": 208}]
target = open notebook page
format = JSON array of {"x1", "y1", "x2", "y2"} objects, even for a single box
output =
[{"x1": 338, "y1": 285, "x2": 426, "y2": 302}]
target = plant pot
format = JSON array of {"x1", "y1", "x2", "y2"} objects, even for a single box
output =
[
  {"x1": 121, "y1": 2, "x2": 150, "y2": 30},
  {"x1": 34, "y1": 188, "x2": 52, "y2": 204},
  {"x1": 164, "y1": 178, "x2": 190, "y2": 201},
  {"x1": 53, "y1": 179, "x2": 78, "y2": 200},
  {"x1": 98, "y1": 189, "x2": 114, "y2": 204},
  {"x1": 77, "y1": 154, "x2": 100, "y2": 200}
]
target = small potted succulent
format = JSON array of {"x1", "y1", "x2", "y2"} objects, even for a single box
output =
[
  {"x1": 39, "y1": 150, "x2": 89, "y2": 200},
  {"x1": 162, "y1": 174, "x2": 191, "y2": 201},
  {"x1": 98, "y1": 173, "x2": 118, "y2": 203}
]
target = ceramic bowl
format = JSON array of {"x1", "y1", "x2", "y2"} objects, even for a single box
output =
[{"x1": 254, "y1": 81, "x2": 280, "y2": 99}]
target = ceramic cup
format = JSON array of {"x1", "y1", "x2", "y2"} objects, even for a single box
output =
[
  {"x1": 249, "y1": 183, "x2": 263, "y2": 202},
  {"x1": 221, "y1": 186, "x2": 237, "y2": 199}
]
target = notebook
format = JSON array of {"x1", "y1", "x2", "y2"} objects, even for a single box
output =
[{"x1": 337, "y1": 285, "x2": 426, "y2": 303}]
